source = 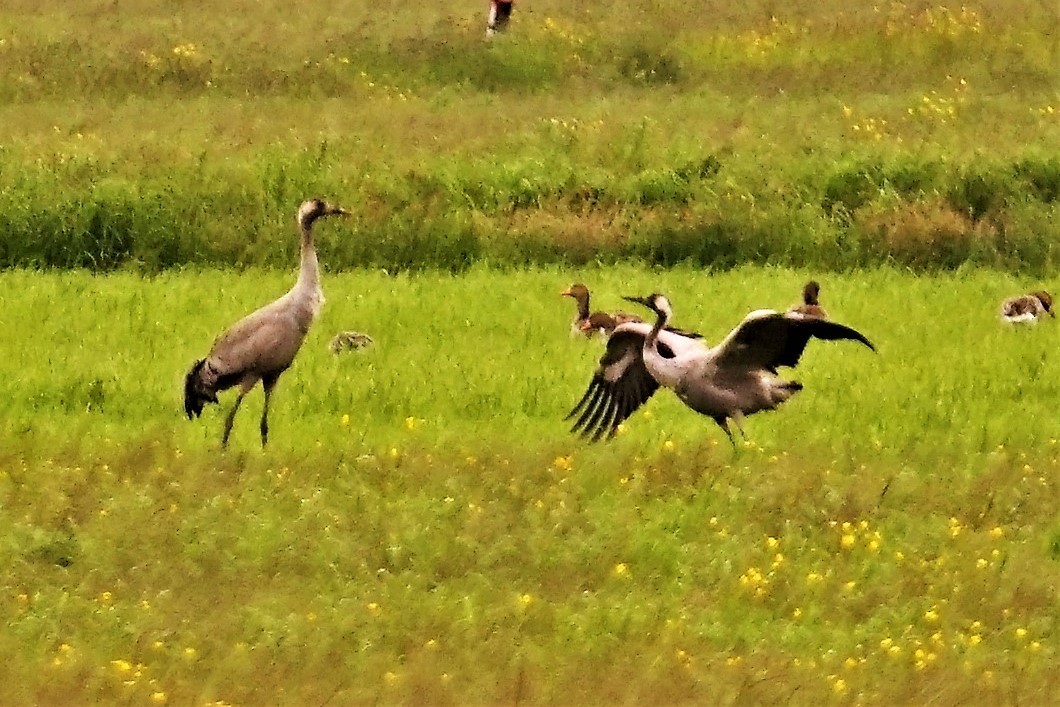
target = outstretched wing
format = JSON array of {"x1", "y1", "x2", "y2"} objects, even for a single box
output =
[
  {"x1": 567, "y1": 327, "x2": 660, "y2": 442},
  {"x1": 713, "y1": 310, "x2": 875, "y2": 372}
]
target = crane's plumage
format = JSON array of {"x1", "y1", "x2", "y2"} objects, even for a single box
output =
[
  {"x1": 568, "y1": 293, "x2": 875, "y2": 444},
  {"x1": 1000, "y1": 290, "x2": 1053, "y2": 324},
  {"x1": 184, "y1": 198, "x2": 349, "y2": 447},
  {"x1": 561, "y1": 283, "x2": 643, "y2": 338}
]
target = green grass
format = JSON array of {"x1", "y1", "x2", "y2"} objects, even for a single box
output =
[
  {"x1": 2, "y1": 0, "x2": 1059, "y2": 701},
  {"x1": 1, "y1": 266, "x2": 1058, "y2": 704}
]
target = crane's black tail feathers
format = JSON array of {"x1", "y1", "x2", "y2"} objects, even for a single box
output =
[{"x1": 184, "y1": 359, "x2": 219, "y2": 420}]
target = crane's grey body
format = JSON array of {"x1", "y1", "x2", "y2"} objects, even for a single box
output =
[
  {"x1": 568, "y1": 295, "x2": 875, "y2": 444},
  {"x1": 184, "y1": 198, "x2": 349, "y2": 447}
]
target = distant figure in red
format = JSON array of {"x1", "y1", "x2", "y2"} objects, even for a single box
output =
[{"x1": 487, "y1": 0, "x2": 514, "y2": 37}]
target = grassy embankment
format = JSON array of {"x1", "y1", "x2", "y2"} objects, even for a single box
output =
[
  {"x1": 1, "y1": 267, "x2": 1059, "y2": 704},
  {"x1": 0, "y1": 0, "x2": 1057, "y2": 272}
]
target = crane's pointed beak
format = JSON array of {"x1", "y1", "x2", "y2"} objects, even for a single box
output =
[
  {"x1": 560, "y1": 287, "x2": 573, "y2": 297},
  {"x1": 623, "y1": 295, "x2": 650, "y2": 306}
]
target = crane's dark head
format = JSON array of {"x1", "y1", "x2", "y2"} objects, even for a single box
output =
[
  {"x1": 623, "y1": 293, "x2": 672, "y2": 320},
  {"x1": 298, "y1": 198, "x2": 351, "y2": 228},
  {"x1": 803, "y1": 280, "x2": 821, "y2": 305},
  {"x1": 183, "y1": 358, "x2": 218, "y2": 420},
  {"x1": 561, "y1": 283, "x2": 589, "y2": 301}
]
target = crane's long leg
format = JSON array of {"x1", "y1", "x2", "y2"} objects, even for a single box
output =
[
  {"x1": 713, "y1": 416, "x2": 737, "y2": 449},
  {"x1": 222, "y1": 378, "x2": 257, "y2": 448},
  {"x1": 260, "y1": 374, "x2": 279, "y2": 448},
  {"x1": 731, "y1": 412, "x2": 748, "y2": 442}
]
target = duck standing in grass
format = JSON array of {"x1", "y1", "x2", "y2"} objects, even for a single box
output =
[
  {"x1": 561, "y1": 283, "x2": 642, "y2": 338},
  {"x1": 788, "y1": 280, "x2": 829, "y2": 318},
  {"x1": 1000, "y1": 290, "x2": 1054, "y2": 324}
]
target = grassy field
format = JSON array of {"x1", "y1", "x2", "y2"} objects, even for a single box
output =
[
  {"x1": 2, "y1": 0, "x2": 1058, "y2": 703},
  {"x1": 1, "y1": 266, "x2": 1058, "y2": 704}
]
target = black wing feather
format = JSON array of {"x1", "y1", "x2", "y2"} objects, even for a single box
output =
[
  {"x1": 719, "y1": 312, "x2": 875, "y2": 371},
  {"x1": 567, "y1": 329, "x2": 661, "y2": 442}
]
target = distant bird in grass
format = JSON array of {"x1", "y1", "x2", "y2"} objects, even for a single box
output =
[
  {"x1": 788, "y1": 280, "x2": 829, "y2": 319},
  {"x1": 567, "y1": 293, "x2": 875, "y2": 446},
  {"x1": 1000, "y1": 290, "x2": 1054, "y2": 324},
  {"x1": 561, "y1": 283, "x2": 642, "y2": 338},
  {"x1": 184, "y1": 198, "x2": 350, "y2": 448},
  {"x1": 329, "y1": 331, "x2": 374, "y2": 353}
]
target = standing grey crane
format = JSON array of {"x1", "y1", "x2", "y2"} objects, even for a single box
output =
[
  {"x1": 561, "y1": 283, "x2": 643, "y2": 338},
  {"x1": 999, "y1": 290, "x2": 1054, "y2": 324},
  {"x1": 183, "y1": 198, "x2": 349, "y2": 447},
  {"x1": 788, "y1": 280, "x2": 828, "y2": 318},
  {"x1": 567, "y1": 293, "x2": 875, "y2": 445}
]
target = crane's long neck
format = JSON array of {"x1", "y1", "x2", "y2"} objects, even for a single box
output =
[
  {"x1": 645, "y1": 307, "x2": 667, "y2": 349},
  {"x1": 296, "y1": 216, "x2": 321, "y2": 292},
  {"x1": 288, "y1": 214, "x2": 326, "y2": 325}
]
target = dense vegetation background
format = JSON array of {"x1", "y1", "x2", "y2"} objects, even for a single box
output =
[{"x1": 0, "y1": 0, "x2": 1057, "y2": 273}]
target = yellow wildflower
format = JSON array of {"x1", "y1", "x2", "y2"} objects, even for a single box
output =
[{"x1": 111, "y1": 659, "x2": 133, "y2": 673}]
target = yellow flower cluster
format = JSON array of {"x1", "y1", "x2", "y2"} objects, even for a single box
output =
[
  {"x1": 908, "y1": 77, "x2": 969, "y2": 125},
  {"x1": 882, "y1": 2, "x2": 984, "y2": 37},
  {"x1": 735, "y1": 17, "x2": 804, "y2": 60},
  {"x1": 540, "y1": 16, "x2": 585, "y2": 45},
  {"x1": 357, "y1": 71, "x2": 414, "y2": 103},
  {"x1": 832, "y1": 519, "x2": 883, "y2": 552},
  {"x1": 552, "y1": 455, "x2": 573, "y2": 472},
  {"x1": 738, "y1": 566, "x2": 769, "y2": 597},
  {"x1": 171, "y1": 43, "x2": 199, "y2": 59}
]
